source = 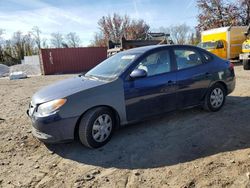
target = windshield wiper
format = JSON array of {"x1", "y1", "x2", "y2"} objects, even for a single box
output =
[
  {"x1": 84, "y1": 74, "x2": 100, "y2": 80},
  {"x1": 78, "y1": 72, "x2": 85, "y2": 77}
]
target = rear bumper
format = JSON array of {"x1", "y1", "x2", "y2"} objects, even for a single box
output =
[
  {"x1": 27, "y1": 110, "x2": 78, "y2": 143},
  {"x1": 226, "y1": 77, "x2": 236, "y2": 95}
]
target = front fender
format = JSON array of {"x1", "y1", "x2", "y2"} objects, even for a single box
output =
[{"x1": 58, "y1": 78, "x2": 128, "y2": 126}]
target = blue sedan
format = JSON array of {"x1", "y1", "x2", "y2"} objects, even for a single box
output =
[{"x1": 27, "y1": 45, "x2": 235, "y2": 148}]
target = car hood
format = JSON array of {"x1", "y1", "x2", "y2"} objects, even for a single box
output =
[{"x1": 32, "y1": 76, "x2": 107, "y2": 104}]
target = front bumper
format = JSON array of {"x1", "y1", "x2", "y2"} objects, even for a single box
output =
[
  {"x1": 239, "y1": 53, "x2": 250, "y2": 60},
  {"x1": 27, "y1": 110, "x2": 78, "y2": 143}
]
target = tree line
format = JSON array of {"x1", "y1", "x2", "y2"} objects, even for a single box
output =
[
  {"x1": 197, "y1": 0, "x2": 250, "y2": 30},
  {"x1": 92, "y1": 0, "x2": 249, "y2": 46},
  {"x1": 0, "y1": 0, "x2": 249, "y2": 66},
  {"x1": 0, "y1": 27, "x2": 81, "y2": 66}
]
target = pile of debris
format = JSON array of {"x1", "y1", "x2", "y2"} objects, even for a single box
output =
[
  {"x1": 107, "y1": 33, "x2": 173, "y2": 57},
  {"x1": 0, "y1": 64, "x2": 9, "y2": 77},
  {"x1": 10, "y1": 64, "x2": 41, "y2": 76},
  {"x1": 0, "y1": 63, "x2": 41, "y2": 80}
]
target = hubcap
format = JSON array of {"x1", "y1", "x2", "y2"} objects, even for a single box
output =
[
  {"x1": 210, "y1": 88, "x2": 224, "y2": 108},
  {"x1": 92, "y1": 114, "x2": 112, "y2": 142}
]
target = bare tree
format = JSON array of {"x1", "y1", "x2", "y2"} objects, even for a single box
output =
[
  {"x1": 94, "y1": 13, "x2": 150, "y2": 46},
  {"x1": 66, "y1": 32, "x2": 81, "y2": 47},
  {"x1": 12, "y1": 32, "x2": 35, "y2": 61},
  {"x1": 158, "y1": 24, "x2": 191, "y2": 44},
  {"x1": 24, "y1": 33, "x2": 35, "y2": 56},
  {"x1": 98, "y1": 13, "x2": 130, "y2": 44},
  {"x1": 0, "y1": 31, "x2": 36, "y2": 64},
  {"x1": 3, "y1": 39, "x2": 18, "y2": 65},
  {"x1": 91, "y1": 32, "x2": 106, "y2": 47},
  {"x1": 187, "y1": 30, "x2": 201, "y2": 45},
  {"x1": 171, "y1": 24, "x2": 191, "y2": 44},
  {"x1": 125, "y1": 19, "x2": 150, "y2": 40},
  {"x1": 0, "y1": 29, "x2": 4, "y2": 43},
  {"x1": 0, "y1": 29, "x2": 4, "y2": 62},
  {"x1": 197, "y1": 0, "x2": 240, "y2": 31},
  {"x1": 42, "y1": 38, "x2": 48, "y2": 48},
  {"x1": 50, "y1": 32, "x2": 64, "y2": 48},
  {"x1": 31, "y1": 26, "x2": 42, "y2": 49},
  {"x1": 237, "y1": 0, "x2": 250, "y2": 25},
  {"x1": 12, "y1": 31, "x2": 26, "y2": 61},
  {"x1": 0, "y1": 29, "x2": 42, "y2": 65}
]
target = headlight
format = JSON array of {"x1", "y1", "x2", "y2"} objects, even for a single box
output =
[
  {"x1": 37, "y1": 99, "x2": 67, "y2": 116},
  {"x1": 243, "y1": 44, "x2": 250, "y2": 49}
]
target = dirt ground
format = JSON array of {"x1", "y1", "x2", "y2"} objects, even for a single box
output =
[{"x1": 1, "y1": 65, "x2": 250, "y2": 188}]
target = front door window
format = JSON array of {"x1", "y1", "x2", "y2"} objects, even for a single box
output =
[{"x1": 136, "y1": 50, "x2": 171, "y2": 76}]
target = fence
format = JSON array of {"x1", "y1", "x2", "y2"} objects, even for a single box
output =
[{"x1": 22, "y1": 55, "x2": 40, "y2": 65}]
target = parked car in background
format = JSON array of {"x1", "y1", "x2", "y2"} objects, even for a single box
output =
[{"x1": 27, "y1": 45, "x2": 235, "y2": 148}]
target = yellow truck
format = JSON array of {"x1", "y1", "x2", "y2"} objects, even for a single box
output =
[
  {"x1": 239, "y1": 25, "x2": 250, "y2": 70},
  {"x1": 198, "y1": 26, "x2": 248, "y2": 61}
]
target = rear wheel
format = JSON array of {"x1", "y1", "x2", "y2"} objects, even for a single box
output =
[
  {"x1": 78, "y1": 107, "x2": 114, "y2": 148},
  {"x1": 243, "y1": 59, "x2": 250, "y2": 70},
  {"x1": 203, "y1": 83, "x2": 226, "y2": 112}
]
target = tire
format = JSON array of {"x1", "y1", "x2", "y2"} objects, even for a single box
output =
[
  {"x1": 203, "y1": 83, "x2": 226, "y2": 112},
  {"x1": 78, "y1": 107, "x2": 115, "y2": 148},
  {"x1": 243, "y1": 59, "x2": 250, "y2": 70}
]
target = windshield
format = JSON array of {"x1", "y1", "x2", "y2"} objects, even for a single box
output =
[
  {"x1": 198, "y1": 41, "x2": 217, "y2": 49},
  {"x1": 85, "y1": 52, "x2": 139, "y2": 80}
]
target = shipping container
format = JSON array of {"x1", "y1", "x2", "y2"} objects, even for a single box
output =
[{"x1": 40, "y1": 47, "x2": 107, "y2": 75}]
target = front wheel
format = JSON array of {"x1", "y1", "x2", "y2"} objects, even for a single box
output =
[
  {"x1": 203, "y1": 83, "x2": 226, "y2": 112},
  {"x1": 78, "y1": 107, "x2": 114, "y2": 148}
]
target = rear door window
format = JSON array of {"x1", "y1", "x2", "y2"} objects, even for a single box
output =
[
  {"x1": 201, "y1": 51, "x2": 213, "y2": 62},
  {"x1": 174, "y1": 49, "x2": 203, "y2": 70}
]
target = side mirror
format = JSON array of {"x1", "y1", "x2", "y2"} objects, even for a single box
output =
[{"x1": 130, "y1": 69, "x2": 147, "y2": 79}]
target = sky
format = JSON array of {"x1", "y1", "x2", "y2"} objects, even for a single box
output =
[{"x1": 0, "y1": 0, "x2": 198, "y2": 46}]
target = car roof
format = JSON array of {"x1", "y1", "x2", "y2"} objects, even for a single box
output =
[{"x1": 123, "y1": 44, "x2": 199, "y2": 54}]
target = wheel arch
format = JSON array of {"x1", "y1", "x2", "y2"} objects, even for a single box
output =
[
  {"x1": 213, "y1": 81, "x2": 228, "y2": 94},
  {"x1": 74, "y1": 105, "x2": 121, "y2": 140},
  {"x1": 202, "y1": 80, "x2": 228, "y2": 101}
]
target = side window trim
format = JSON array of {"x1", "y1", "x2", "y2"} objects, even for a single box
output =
[
  {"x1": 132, "y1": 48, "x2": 172, "y2": 78},
  {"x1": 173, "y1": 47, "x2": 204, "y2": 71},
  {"x1": 200, "y1": 49, "x2": 213, "y2": 63}
]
